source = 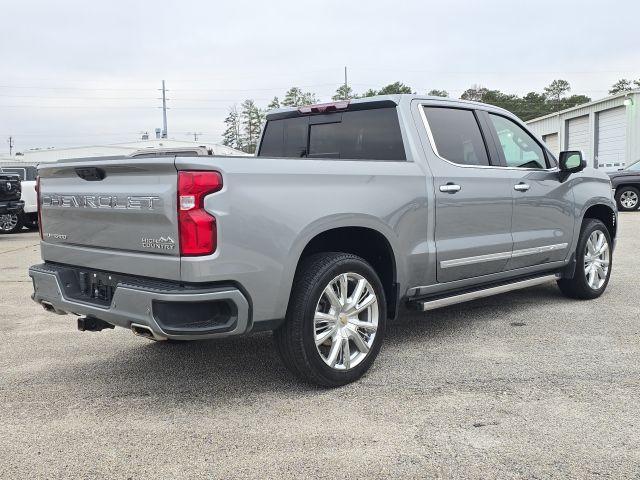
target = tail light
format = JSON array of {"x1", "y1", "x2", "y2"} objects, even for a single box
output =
[
  {"x1": 35, "y1": 176, "x2": 43, "y2": 239},
  {"x1": 178, "y1": 171, "x2": 223, "y2": 256}
]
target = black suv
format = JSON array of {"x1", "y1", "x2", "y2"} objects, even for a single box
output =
[{"x1": 0, "y1": 171, "x2": 24, "y2": 226}]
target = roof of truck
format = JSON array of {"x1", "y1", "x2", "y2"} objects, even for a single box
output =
[{"x1": 266, "y1": 94, "x2": 517, "y2": 120}]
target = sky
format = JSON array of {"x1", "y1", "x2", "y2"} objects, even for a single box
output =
[{"x1": 1, "y1": 0, "x2": 639, "y2": 153}]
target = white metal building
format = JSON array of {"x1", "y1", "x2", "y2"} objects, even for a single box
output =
[
  {"x1": 526, "y1": 90, "x2": 640, "y2": 172},
  {"x1": 0, "y1": 139, "x2": 244, "y2": 164}
]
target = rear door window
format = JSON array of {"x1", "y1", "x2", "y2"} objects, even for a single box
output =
[
  {"x1": 258, "y1": 107, "x2": 406, "y2": 160},
  {"x1": 423, "y1": 107, "x2": 490, "y2": 166}
]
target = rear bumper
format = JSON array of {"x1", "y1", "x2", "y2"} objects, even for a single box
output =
[
  {"x1": 29, "y1": 263, "x2": 251, "y2": 340},
  {"x1": 0, "y1": 200, "x2": 24, "y2": 215}
]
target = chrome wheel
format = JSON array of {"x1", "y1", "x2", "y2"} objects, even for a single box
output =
[
  {"x1": 584, "y1": 230, "x2": 610, "y2": 290},
  {"x1": 620, "y1": 190, "x2": 638, "y2": 209},
  {"x1": 0, "y1": 214, "x2": 18, "y2": 232},
  {"x1": 314, "y1": 272, "x2": 378, "y2": 371}
]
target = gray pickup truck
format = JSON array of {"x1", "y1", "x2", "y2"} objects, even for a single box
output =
[{"x1": 29, "y1": 95, "x2": 617, "y2": 386}]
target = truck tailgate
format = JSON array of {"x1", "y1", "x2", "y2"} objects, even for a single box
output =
[{"x1": 38, "y1": 157, "x2": 181, "y2": 279}]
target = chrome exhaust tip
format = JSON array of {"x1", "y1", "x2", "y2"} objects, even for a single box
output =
[
  {"x1": 41, "y1": 301, "x2": 67, "y2": 315},
  {"x1": 130, "y1": 323, "x2": 166, "y2": 341}
]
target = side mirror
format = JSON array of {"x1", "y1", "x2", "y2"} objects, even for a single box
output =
[{"x1": 559, "y1": 150, "x2": 586, "y2": 173}]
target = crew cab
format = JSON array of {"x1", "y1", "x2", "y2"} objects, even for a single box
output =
[{"x1": 29, "y1": 95, "x2": 617, "y2": 386}]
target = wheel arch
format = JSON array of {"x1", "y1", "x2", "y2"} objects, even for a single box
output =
[
  {"x1": 615, "y1": 183, "x2": 640, "y2": 195},
  {"x1": 281, "y1": 218, "x2": 403, "y2": 321},
  {"x1": 563, "y1": 202, "x2": 617, "y2": 280},
  {"x1": 583, "y1": 203, "x2": 617, "y2": 240}
]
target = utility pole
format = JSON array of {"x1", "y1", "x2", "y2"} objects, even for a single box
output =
[
  {"x1": 344, "y1": 66, "x2": 348, "y2": 93},
  {"x1": 187, "y1": 132, "x2": 203, "y2": 141},
  {"x1": 161, "y1": 80, "x2": 168, "y2": 139},
  {"x1": 7, "y1": 136, "x2": 14, "y2": 156}
]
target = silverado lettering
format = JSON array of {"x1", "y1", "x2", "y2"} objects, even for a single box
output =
[{"x1": 41, "y1": 194, "x2": 160, "y2": 210}]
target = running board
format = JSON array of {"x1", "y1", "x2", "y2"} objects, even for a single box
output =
[{"x1": 409, "y1": 274, "x2": 559, "y2": 312}]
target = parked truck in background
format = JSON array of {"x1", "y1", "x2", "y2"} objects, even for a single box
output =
[
  {"x1": 0, "y1": 169, "x2": 24, "y2": 231},
  {"x1": 0, "y1": 163, "x2": 38, "y2": 233},
  {"x1": 608, "y1": 162, "x2": 640, "y2": 211},
  {"x1": 29, "y1": 95, "x2": 617, "y2": 386}
]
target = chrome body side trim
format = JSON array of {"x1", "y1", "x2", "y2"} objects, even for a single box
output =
[
  {"x1": 510, "y1": 243, "x2": 568, "y2": 258},
  {"x1": 440, "y1": 243, "x2": 568, "y2": 269},
  {"x1": 412, "y1": 274, "x2": 559, "y2": 312},
  {"x1": 440, "y1": 251, "x2": 512, "y2": 269}
]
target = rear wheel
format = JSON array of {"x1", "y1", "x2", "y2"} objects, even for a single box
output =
[
  {"x1": 274, "y1": 252, "x2": 386, "y2": 387},
  {"x1": 0, "y1": 212, "x2": 24, "y2": 234},
  {"x1": 557, "y1": 218, "x2": 612, "y2": 299},
  {"x1": 615, "y1": 186, "x2": 640, "y2": 211}
]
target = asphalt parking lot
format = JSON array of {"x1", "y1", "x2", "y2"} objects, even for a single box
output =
[{"x1": 1, "y1": 215, "x2": 639, "y2": 479}]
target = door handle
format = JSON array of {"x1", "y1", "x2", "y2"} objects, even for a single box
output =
[
  {"x1": 514, "y1": 183, "x2": 530, "y2": 192},
  {"x1": 439, "y1": 183, "x2": 461, "y2": 193}
]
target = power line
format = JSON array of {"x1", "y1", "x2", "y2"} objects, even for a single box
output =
[
  {"x1": 0, "y1": 85, "x2": 155, "y2": 91},
  {"x1": 186, "y1": 132, "x2": 204, "y2": 141},
  {"x1": 0, "y1": 94, "x2": 159, "y2": 100},
  {"x1": 0, "y1": 82, "x2": 340, "y2": 93},
  {"x1": 0, "y1": 131, "x2": 225, "y2": 137}
]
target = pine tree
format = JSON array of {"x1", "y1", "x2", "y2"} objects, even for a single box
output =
[
  {"x1": 360, "y1": 88, "x2": 379, "y2": 98},
  {"x1": 282, "y1": 87, "x2": 318, "y2": 107},
  {"x1": 222, "y1": 106, "x2": 242, "y2": 150},
  {"x1": 240, "y1": 99, "x2": 265, "y2": 154},
  {"x1": 332, "y1": 84, "x2": 357, "y2": 101},
  {"x1": 300, "y1": 91, "x2": 319, "y2": 105},
  {"x1": 377, "y1": 82, "x2": 413, "y2": 95},
  {"x1": 282, "y1": 87, "x2": 302, "y2": 107},
  {"x1": 609, "y1": 79, "x2": 634, "y2": 95},
  {"x1": 544, "y1": 79, "x2": 571, "y2": 102},
  {"x1": 267, "y1": 96, "x2": 280, "y2": 110},
  {"x1": 427, "y1": 89, "x2": 449, "y2": 98}
]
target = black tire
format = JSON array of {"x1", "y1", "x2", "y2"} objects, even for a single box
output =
[
  {"x1": 557, "y1": 218, "x2": 612, "y2": 299},
  {"x1": 0, "y1": 212, "x2": 24, "y2": 234},
  {"x1": 274, "y1": 252, "x2": 387, "y2": 387},
  {"x1": 24, "y1": 214, "x2": 39, "y2": 231},
  {"x1": 615, "y1": 186, "x2": 640, "y2": 211}
]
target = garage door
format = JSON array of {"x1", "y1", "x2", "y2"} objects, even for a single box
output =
[
  {"x1": 597, "y1": 106, "x2": 627, "y2": 171},
  {"x1": 543, "y1": 133, "x2": 559, "y2": 157},
  {"x1": 567, "y1": 115, "x2": 590, "y2": 164}
]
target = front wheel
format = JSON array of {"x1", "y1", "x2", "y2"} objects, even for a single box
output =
[
  {"x1": 0, "y1": 212, "x2": 24, "y2": 234},
  {"x1": 274, "y1": 252, "x2": 386, "y2": 387},
  {"x1": 557, "y1": 219, "x2": 612, "y2": 299},
  {"x1": 615, "y1": 186, "x2": 640, "y2": 211}
]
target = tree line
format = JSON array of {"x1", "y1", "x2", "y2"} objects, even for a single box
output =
[{"x1": 223, "y1": 78, "x2": 637, "y2": 153}]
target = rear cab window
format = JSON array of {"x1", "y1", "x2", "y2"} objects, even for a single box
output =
[{"x1": 258, "y1": 106, "x2": 406, "y2": 161}]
